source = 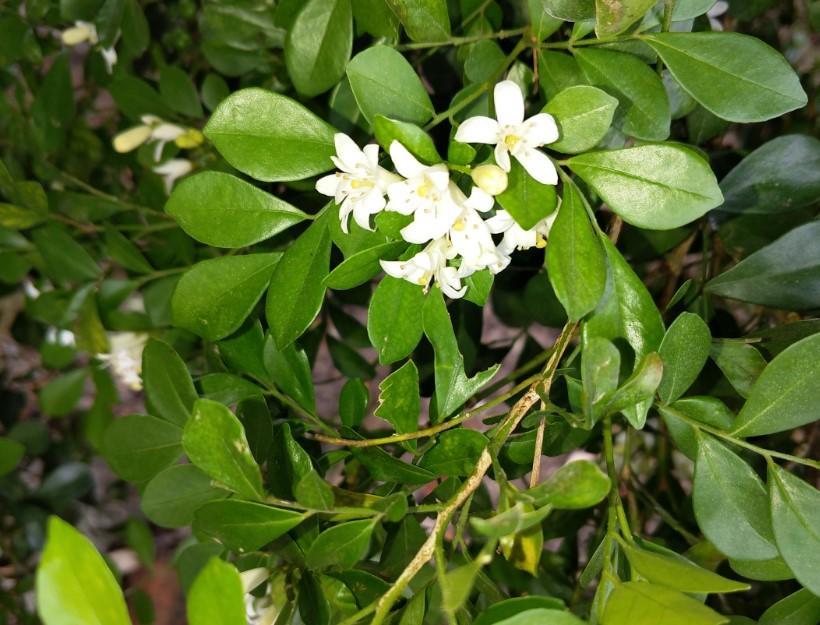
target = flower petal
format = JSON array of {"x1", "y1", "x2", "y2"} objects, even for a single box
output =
[
  {"x1": 363, "y1": 143, "x2": 380, "y2": 168},
  {"x1": 464, "y1": 187, "x2": 495, "y2": 212},
  {"x1": 494, "y1": 144, "x2": 511, "y2": 171},
  {"x1": 454, "y1": 116, "x2": 500, "y2": 144},
  {"x1": 515, "y1": 148, "x2": 558, "y2": 185},
  {"x1": 494, "y1": 80, "x2": 525, "y2": 127},
  {"x1": 315, "y1": 173, "x2": 339, "y2": 197},
  {"x1": 523, "y1": 113, "x2": 560, "y2": 146},
  {"x1": 389, "y1": 141, "x2": 426, "y2": 179},
  {"x1": 334, "y1": 133, "x2": 364, "y2": 171}
]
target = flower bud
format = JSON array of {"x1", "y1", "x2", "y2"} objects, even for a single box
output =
[
  {"x1": 112, "y1": 125, "x2": 152, "y2": 153},
  {"x1": 472, "y1": 164, "x2": 508, "y2": 196},
  {"x1": 62, "y1": 22, "x2": 97, "y2": 46}
]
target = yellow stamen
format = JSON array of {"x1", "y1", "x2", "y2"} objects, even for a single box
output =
[
  {"x1": 452, "y1": 218, "x2": 466, "y2": 232},
  {"x1": 504, "y1": 134, "x2": 520, "y2": 149},
  {"x1": 535, "y1": 234, "x2": 547, "y2": 248}
]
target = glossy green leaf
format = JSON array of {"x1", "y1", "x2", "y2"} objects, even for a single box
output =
[
  {"x1": 199, "y1": 373, "x2": 264, "y2": 406},
  {"x1": 266, "y1": 215, "x2": 332, "y2": 349},
  {"x1": 538, "y1": 51, "x2": 587, "y2": 100},
  {"x1": 142, "y1": 338, "x2": 198, "y2": 427},
  {"x1": 36, "y1": 517, "x2": 130, "y2": 625},
  {"x1": 574, "y1": 48, "x2": 670, "y2": 141},
  {"x1": 495, "y1": 609, "x2": 585, "y2": 625},
  {"x1": 474, "y1": 597, "x2": 565, "y2": 625},
  {"x1": 709, "y1": 341, "x2": 766, "y2": 399},
  {"x1": 496, "y1": 161, "x2": 557, "y2": 230},
  {"x1": 729, "y1": 555, "x2": 794, "y2": 582},
  {"x1": 595, "y1": 0, "x2": 655, "y2": 36},
  {"x1": 373, "y1": 116, "x2": 440, "y2": 163},
  {"x1": 384, "y1": 0, "x2": 450, "y2": 43},
  {"x1": 183, "y1": 399, "x2": 265, "y2": 501},
  {"x1": 693, "y1": 435, "x2": 777, "y2": 560},
  {"x1": 305, "y1": 519, "x2": 375, "y2": 569},
  {"x1": 581, "y1": 337, "x2": 621, "y2": 423},
  {"x1": 730, "y1": 332, "x2": 820, "y2": 437},
  {"x1": 374, "y1": 360, "x2": 420, "y2": 438},
  {"x1": 346, "y1": 45, "x2": 434, "y2": 125},
  {"x1": 419, "y1": 429, "x2": 487, "y2": 476},
  {"x1": 187, "y1": 558, "x2": 246, "y2": 625},
  {"x1": 194, "y1": 500, "x2": 306, "y2": 551},
  {"x1": 642, "y1": 32, "x2": 807, "y2": 123},
  {"x1": 204, "y1": 88, "x2": 337, "y2": 182},
  {"x1": 547, "y1": 184, "x2": 606, "y2": 320},
  {"x1": 368, "y1": 276, "x2": 426, "y2": 364},
  {"x1": 659, "y1": 397, "x2": 735, "y2": 460},
  {"x1": 705, "y1": 221, "x2": 820, "y2": 311},
  {"x1": 325, "y1": 241, "x2": 408, "y2": 290},
  {"x1": 173, "y1": 253, "x2": 280, "y2": 342},
  {"x1": 166, "y1": 172, "x2": 307, "y2": 248},
  {"x1": 339, "y1": 378, "x2": 369, "y2": 428},
  {"x1": 285, "y1": 0, "x2": 352, "y2": 97},
  {"x1": 759, "y1": 589, "x2": 820, "y2": 625},
  {"x1": 102, "y1": 414, "x2": 182, "y2": 483},
  {"x1": 568, "y1": 145, "x2": 723, "y2": 230},
  {"x1": 543, "y1": 0, "x2": 594, "y2": 21},
  {"x1": 351, "y1": 444, "x2": 435, "y2": 485},
  {"x1": 142, "y1": 464, "x2": 229, "y2": 528},
  {"x1": 526, "y1": 460, "x2": 610, "y2": 509},
  {"x1": 602, "y1": 352, "x2": 663, "y2": 425},
  {"x1": 602, "y1": 581, "x2": 727, "y2": 625},
  {"x1": 544, "y1": 86, "x2": 618, "y2": 154},
  {"x1": 769, "y1": 464, "x2": 820, "y2": 595},
  {"x1": 423, "y1": 289, "x2": 500, "y2": 420},
  {"x1": 263, "y1": 336, "x2": 316, "y2": 414},
  {"x1": 657, "y1": 312, "x2": 711, "y2": 403}
]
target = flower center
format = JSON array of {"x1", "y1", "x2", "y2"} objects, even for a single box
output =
[{"x1": 503, "y1": 134, "x2": 521, "y2": 150}]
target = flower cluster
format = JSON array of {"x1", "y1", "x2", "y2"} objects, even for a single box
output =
[
  {"x1": 61, "y1": 21, "x2": 118, "y2": 73},
  {"x1": 316, "y1": 80, "x2": 559, "y2": 299}
]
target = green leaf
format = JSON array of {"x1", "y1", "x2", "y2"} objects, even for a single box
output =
[
  {"x1": 266, "y1": 215, "x2": 332, "y2": 348},
  {"x1": 525, "y1": 460, "x2": 610, "y2": 509},
  {"x1": 102, "y1": 414, "x2": 182, "y2": 483},
  {"x1": 199, "y1": 374, "x2": 264, "y2": 405},
  {"x1": 544, "y1": 86, "x2": 618, "y2": 154},
  {"x1": 602, "y1": 581, "x2": 728, "y2": 625},
  {"x1": 710, "y1": 341, "x2": 766, "y2": 399},
  {"x1": 31, "y1": 224, "x2": 100, "y2": 284},
  {"x1": 423, "y1": 289, "x2": 500, "y2": 419},
  {"x1": 159, "y1": 65, "x2": 203, "y2": 118},
  {"x1": 574, "y1": 48, "x2": 670, "y2": 141},
  {"x1": 193, "y1": 500, "x2": 306, "y2": 551},
  {"x1": 657, "y1": 312, "x2": 711, "y2": 403},
  {"x1": 547, "y1": 184, "x2": 606, "y2": 320},
  {"x1": 219, "y1": 321, "x2": 269, "y2": 383},
  {"x1": 496, "y1": 161, "x2": 557, "y2": 230},
  {"x1": 494, "y1": 609, "x2": 585, "y2": 625},
  {"x1": 285, "y1": 0, "x2": 352, "y2": 97},
  {"x1": 538, "y1": 52, "x2": 587, "y2": 101},
  {"x1": 384, "y1": 0, "x2": 450, "y2": 43},
  {"x1": 658, "y1": 397, "x2": 735, "y2": 460},
  {"x1": 693, "y1": 435, "x2": 777, "y2": 560},
  {"x1": 36, "y1": 517, "x2": 131, "y2": 625},
  {"x1": 340, "y1": 378, "x2": 369, "y2": 428},
  {"x1": 581, "y1": 337, "x2": 621, "y2": 424},
  {"x1": 729, "y1": 555, "x2": 794, "y2": 582},
  {"x1": 38, "y1": 369, "x2": 87, "y2": 418},
  {"x1": 187, "y1": 558, "x2": 246, "y2": 625},
  {"x1": 0, "y1": 202, "x2": 46, "y2": 229},
  {"x1": 419, "y1": 429, "x2": 487, "y2": 476},
  {"x1": 305, "y1": 520, "x2": 375, "y2": 570},
  {"x1": 108, "y1": 76, "x2": 173, "y2": 121},
  {"x1": 204, "y1": 88, "x2": 337, "y2": 182},
  {"x1": 769, "y1": 464, "x2": 820, "y2": 595},
  {"x1": 351, "y1": 444, "x2": 435, "y2": 485},
  {"x1": 294, "y1": 469, "x2": 335, "y2": 510},
  {"x1": 143, "y1": 338, "x2": 198, "y2": 427},
  {"x1": 124, "y1": 519, "x2": 155, "y2": 568},
  {"x1": 442, "y1": 558, "x2": 487, "y2": 615},
  {"x1": 346, "y1": 45, "x2": 435, "y2": 125},
  {"x1": 166, "y1": 172, "x2": 307, "y2": 248},
  {"x1": 719, "y1": 135, "x2": 820, "y2": 215},
  {"x1": 642, "y1": 32, "x2": 807, "y2": 123},
  {"x1": 622, "y1": 542, "x2": 749, "y2": 594},
  {"x1": 595, "y1": 0, "x2": 655, "y2": 36},
  {"x1": 352, "y1": 0, "x2": 399, "y2": 38},
  {"x1": 0, "y1": 437, "x2": 24, "y2": 476},
  {"x1": 142, "y1": 464, "x2": 229, "y2": 528},
  {"x1": 368, "y1": 276, "x2": 426, "y2": 364},
  {"x1": 183, "y1": 399, "x2": 265, "y2": 500},
  {"x1": 373, "y1": 116, "x2": 440, "y2": 163},
  {"x1": 730, "y1": 332, "x2": 820, "y2": 437},
  {"x1": 374, "y1": 360, "x2": 420, "y2": 438},
  {"x1": 474, "y1": 597, "x2": 565, "y2": 625},
  {"x1": 705, "y1": 221, "x2": 820, "y2": 311},
  {"x1": 568, "y1": 145, "x2": 723, "y2": 230},
  {"x1": 759, "y1": 589, "x2": 820, "y2": 625},
  {"x1": 325, "y1": 241, "x2": 408, "y2": 290},
  {"x1": 172, "y1": 253, "x2": 279, "y2": 342},
  {"x1": 263, "y1": 336, "x2": 316, "y2": 414},
  {"x1": 103, "y1": 226, "x2": 153, "y2": 274},
  {"x1": 543, "y1": 0, "x2": 594, "y2": 21},
  {"x1": 602, "y1": 352, "x2": 663, "y2": 425}
]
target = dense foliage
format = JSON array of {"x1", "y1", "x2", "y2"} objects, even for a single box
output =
[{"x1": 1, "y1": 1, "x2": 819, "y2": 624}]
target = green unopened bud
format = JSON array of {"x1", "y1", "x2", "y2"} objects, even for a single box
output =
[{"x1": 472, "y1": 164, "x2": 508, "y2": 196}]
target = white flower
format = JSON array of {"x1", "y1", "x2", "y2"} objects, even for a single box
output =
[
  {"x1": 449, "y1": 187, "x2": 509, "y2": 276},
  {"x1": 97, "y1": 332, "x2": 148, "y2": 391},
  {"x1": 381, "y1": 238, "x2": 466, "y2": 299},
  {"x1": 100, "y1": 45, "x2": 118, "y2": 73},
  {"x1": 45, "y1": 327, "x2": 76, "y2": 347},
  {"x1": 241, "y1": 568, "x2": 277, "y2": 625},
  {"x1": 487, "y1": 209, "x2": 558, "y2": 258},
  {"x1": 315, "y1": 134, "x2": 398, "y2": 233},
  {"x1": 113, "y1": 115, "x2": 203, "y2": 161},
  {"x1": 386, "y1": 142, "x2": 461, "y2": 244},
  {"x1": 707, "y1": 1, "x2": 728, "y2": 30},
  {"x1": 61, "y1": 21, "x2": 98, "y2": 46},
  {"x1": 455, "y1": 80, "x2": 559, "y2": 185},
  {"x1": 472, "y1": 164, "x2": 508, "y2": 196},
  {"x1": 153, "y1": 159, "x2": 193, "y2": 193}
]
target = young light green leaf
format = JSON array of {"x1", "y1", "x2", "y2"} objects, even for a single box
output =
[
  {"x1": 143, "y1": 338, "x2": 198, "y2": 427},
  {"x1": 142, "y1": 464, "x2": 229, "y2": 528},
  {"x1": 603, "y1": 581, "x2": 727, "y2": 625},
  {"x1": 496, "y1": 161, "x2": 557, "y2": 230},
  {"x1": 547, "y1": 183, "x2": 606, "y2": 320},
  {"x1": 374, "y1": 360, "x2": 420, "y2": 438},
  {"x1": 568, "y1": 144, "x2": 723, "y2": 230},
  {"x1": 384, "y1": 0, "x2": 450, "y2": 43},
  {"x1": 266, "y1": 215, "x2": 332, "y2": 349},
  {"x1": 759, "y1": 589, "x2": 820, "y2": 625},
  {"x1": 473, "y1": 597, "x2": 565, "y2": 625},
  {"x1": 419, "y1": 429, "x2": 487, "y2": 477},
  {"x1": 730, "y1": 332, "x2": 820, "y2": 437},
  {"x1": 368, "y1": 276, "x2": 426, "y2": 364},
  {"x1": 544, "y1": 85, "x2": 618, "y2": 154},
  {"x1": 769, "y1": 464, "x2": 820, "y2": 595},
  {"x1": 204, "y1": 88, "x2": 337, "y2": 182},
  {"x1": 694, "y1": 435, "x2": 778, "y2": 560},
  {"x1": 193, "y1": 500, "x2": 307, "y2": 552},
  {"x1": 102, "y1": 414, "x2": 182, "y2": 483},
  {"x1": 642, "y1": 32, "x2": 807, "y2": 123},
  {"x1": 187, "y1": 558, "x2": 246, "y2": 625},
  {"x1": 494, "y1": 609, "x2": 587, "y2": 625},
  {"x1": 442, "y1": 557, "x2": 487, "y2": 616},
  {"x1": 285, "y1": 0, "x2": 352, "y2": 97},
  {"x1": 574, "y1": 48, "x2": 670, "y2": 141},
  {"x1": 305, "y1": 519, "x2": 375, "y2": 570},
  {"x1": 657, "y1": 312, "x2": 711, "y2": 403},
  {"x1": 172, "y1": 253, "x2": 280, "y2": 342},
  {"x1": 36, "y1": 517, "x2": 131, "y2": 625},
  {"x1": 183, "y1": 399, "x2": 265, "y2": 501},
  {"x1": 166, "y1": 172, "x2": 307, "y2": 248},
  {"x1": 346, "y1": 45, "x2": 434, "y2": 125},
  {"x1": 595, "y1": 0, "x2": 655, "y2": 36},
  {"x1": 525, "y1": 460, "x2": 610, "y2": 509}
]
